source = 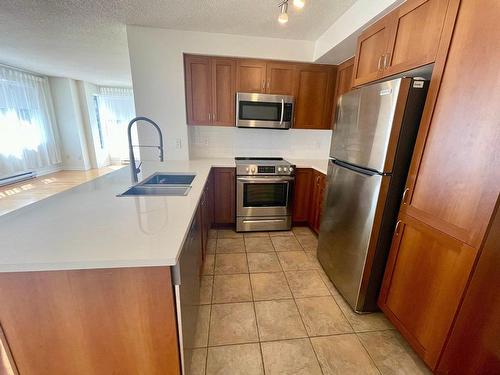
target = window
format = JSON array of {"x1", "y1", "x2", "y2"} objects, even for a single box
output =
[
  {"x1": 0, "y1": 66, "x2": 61, "y2": 179},
  {"x1": 94, "y1": 87, "x2": 136, "y2": 163}
]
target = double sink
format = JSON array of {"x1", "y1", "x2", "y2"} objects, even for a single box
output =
[{"x1": 119, "y1": 172, "x2": 196, "y2": 197}]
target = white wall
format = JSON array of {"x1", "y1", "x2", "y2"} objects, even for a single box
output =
[
  {"x1": 49, "y1": 77, "x2": 91, "y2": 170},
  {"x1": 127, "y1": 26, "x2": 321, "y2": 161}
]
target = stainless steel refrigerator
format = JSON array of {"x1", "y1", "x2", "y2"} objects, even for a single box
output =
[{"x1": 317, "y1": 77, "x2": 429, "y2": 313}]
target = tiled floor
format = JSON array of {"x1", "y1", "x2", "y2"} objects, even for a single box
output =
[{"x1": 195, "y1": 227, "x2": 431, "y2": 375}]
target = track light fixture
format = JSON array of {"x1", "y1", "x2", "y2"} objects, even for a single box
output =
[{"x1": 277, "y1": 0, "x2": 305, "y2": 24}]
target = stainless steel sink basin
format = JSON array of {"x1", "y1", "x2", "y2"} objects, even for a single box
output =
[
  {"x1": 118, "y1": 185, "x2": 191, "y2": 196},
  {"x1": 118, "y1": 172, "x2": 196, "y2": 197}
]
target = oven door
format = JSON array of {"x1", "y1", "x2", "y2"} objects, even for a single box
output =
[
  {"x1": 237, "y1": 176, "x2": 294, "y2": 217},
  {"x1": 236, "y1": 93, "x2": 294, "y2": 129}
]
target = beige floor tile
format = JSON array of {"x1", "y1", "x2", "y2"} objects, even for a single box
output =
[
  {"x1": 333, "y1": 293, "x2": 394, "y2": 332},
  {"x1": 358, "y1": 330, "x2": 431, "y2": 375},
  {"x1": 208, "y1": 229, "x2": 217, "y2": 239},
  {"x1": 217, "y1": 229, "x2": 243, "y2": 239},
  {"x1": 189, "y1": 348, "x2": 207, "y2": 375},
  {"x1": 269, "y1": 230, "x2": 295, "y2": 237},
  {"x1": 209, "y1": 302, "x2": 259, "y2": 346},
  {"x1": 214, "y1": 253, "x2": 248, "y2": 275},
  {"x1": 206, "y1": 343, "x2": 264, "y2": 375},
  {"x1": 261, "y1": 338, "x2": 322, "y2": 375},
  {"x1": 250, "y1": 272, "x2": 292, "y2": 301},
  {"x1": 200, "y1": 276, "x2": 214, "y2": 305},
  {"x1": 206, "y1": 238, "x2": 216, "y2": 254},
  {"x1": 216, "y1": 238, "x2": 245, "y2": 253},
  {"x1": 311, "y1": 334, "x2": 379, "y2": 375},
  {"x1": 285, "y1": 270, "x2": 330, "y2": 298},
  {"x1": 244, "y1": 232, "x2": 270, "y2": 238},
  {"x1": 292, "y1": 226, "x2": 315, "y2": 236},
  {"x1": 247, "y1": 252, "x2": 282, "y2": 273},
  {"x1": 202, "y1": 254, "x2": 215, "y2": 275},
  {"x1": 244, "y1": 237, "x2": 275, "y2": 253},
  {"x1": 277, "y1": 251, "x2": 317, "y2": 271},
  {"x1": 194, "y1": 305, "x2": 211, "y2": 348},
  {"x1": 295, "y1": 296, "x2": 353, "y2": 336},
  {"x1": 317, "y1": 269, "x2": 341, "y2": 297},
  {"x1": 255, "y1": 299, "x2": 307, "y2": 341},
  {"x1": 271, "y1": 236, "x2": 303, "y2": 251},
  {"x1": 212, "y1": 274, "x2": 252, "y2": 303},
  {"x1": 305, "y1": 252, "x2": 322, "y2": 270},
  {"x1": 295, "y1": 234, "x2": 319, "y2": 251}
]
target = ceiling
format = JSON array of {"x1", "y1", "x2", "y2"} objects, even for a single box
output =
[{"x1": 0, "y1": 0, "x2": 356, "y2": 86}]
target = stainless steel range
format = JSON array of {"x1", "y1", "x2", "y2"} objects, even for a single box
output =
[{"x1": 235, "y1": 157, "x2": 295, "y2": 232}]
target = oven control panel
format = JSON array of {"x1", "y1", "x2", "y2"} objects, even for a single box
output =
[{"x1": 237, "y1": 164, "x2": 295, "y2": 176}]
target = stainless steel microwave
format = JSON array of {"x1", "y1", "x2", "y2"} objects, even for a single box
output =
[{"x1": 236, "y1": 92, "x2": 294, "y2": 129}]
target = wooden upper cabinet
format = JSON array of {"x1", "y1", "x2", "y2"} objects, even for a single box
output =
[
  {"x1": 294, "y1": 65, "x2": 336, "y2": 129},
  {"x1": 402, "y1": 0, "x2": 500, "y2": 249},
  {"x1": 379, "y1": 213, "x2": 478, "y2": 369},
  {"x1": 353, "y1": 18, "x2": 392, "y2": 86},
  {"x1": 236, "y1": 60, "x2": 267, "y2": 93},
  {"x1": 385, "y1": 0, "x2": 449, "y2": 76},
  {"x1": 353, "y1": 0, "x2": 450, "y2": 86},
  {"x1": 184, "y1": 55, "x2": 212, "y2": 125},
  {"x1": 212, "y1": 58, "x2": 236, "y2": 126},
  {"x1": 333, "y1": 57, "x2": 355, "y2": 124},
  {"x1": 266, "y1": 62, "x2": 296, "y2": 95}
]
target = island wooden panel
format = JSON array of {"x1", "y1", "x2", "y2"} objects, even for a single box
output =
[
  {"x1": 292, "y1": 168, "x2": 312, "y2": 223},
  {"x1": 0, "y1": 267, "x2": 180, "y2": 375},
  {"x1": 213, "y1": 167, "x2": 236, "y2": 225}
]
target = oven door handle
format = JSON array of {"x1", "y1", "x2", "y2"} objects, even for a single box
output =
[{"x1": 237, "y1": 176, "x2": 294, "y2": 183}]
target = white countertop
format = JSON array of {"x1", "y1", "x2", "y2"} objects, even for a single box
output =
[{"x1": 0, "y1": 158, "x2": 327, "y2": 273}]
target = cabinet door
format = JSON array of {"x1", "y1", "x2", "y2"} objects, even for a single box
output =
[
  {"x1": 292, "y1": 168, "x2": 312, "y2": 223},
  {"x1": 379, "y1": 213, "x2": 478, "y2": 369},
  {"x1": 352, "y1": 18, "x2": 391, "y2": 86},
  {"x1": 213, "y1": 168, "x2": 235, "y2": 225},
  {"x1": 236, "y1": 60, "x2": 267, "y2": 93},
  {"x1": 212, "y1": 58, "x2": 236, "y2": 126},
  {"x1": 184, "y1": 55, "x2": 212, "y2": 125},
  {"x1": 294, "y1": 65, "x2": 336, "y2": 130},
  {"x1": 384, "y1": 0, "x2": 449, "y2": 76},
  {"x1": 402, "y1": 0, "x2": 500, "y2": 249},
  {"x1": 309, "y1": 170, "x2": 326, "y2": 233},
  {"x1": 333, "y1": 57, "x2": 355, "y2": 124},
  {"x1": 266, "y1": 62, "x2": 296, "y2": 95}
]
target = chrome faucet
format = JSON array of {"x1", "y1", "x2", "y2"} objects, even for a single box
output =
[{"x1": 127, "y1": 116, "x2": 164, "y2": 183}]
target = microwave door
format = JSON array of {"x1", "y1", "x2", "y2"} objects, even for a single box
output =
[{"x1": 236, "y1": 93, "x2": 293, "y2": 129}]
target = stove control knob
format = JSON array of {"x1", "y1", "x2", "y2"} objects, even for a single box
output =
[
  {"x1": 251, "y1": 167, "x2": 256, "y2": 173},
  {"x1": 283, "y1": 167, "x2": 288, "y2": 172},
  {"x1": 245, "y1": 167, "x2": 249, "y2": 172},
  {"x1": 278, "y1": 167, "x2": 283, "y2": 172},
  {"x1": 289, "y1": 167, "x2": 294, "y2": 173}
]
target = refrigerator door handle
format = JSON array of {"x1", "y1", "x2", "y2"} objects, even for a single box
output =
[{"x1": 332, "y1": 159, "x2": 380, "y2": 177}]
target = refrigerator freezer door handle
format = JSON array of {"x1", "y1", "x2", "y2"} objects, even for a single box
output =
[{"x1": 333, "y1": 159, "x2": 380, "y2": 177}]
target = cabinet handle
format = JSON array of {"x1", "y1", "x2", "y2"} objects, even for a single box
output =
[
  {"x1": 377, "y1": 55, "x2": 382, "y2": 71},
  {"x1": 267, "y1": 80, "x2": 270, "y2": 90},
  {"x1": 401, "y1": 187, "x2": 410, "y2": 205},
  {"x1": 394, "y1": 220, "x2": 402, "y2": 236},
  {"x1": 262, "y1": 80, "x2": 265, "y2": 91},
  {"x1": 383, "y1": 53, "x2": 389, "y2": 69},
  {"x1": 208, "y1": 113, "x2": 211, "y2": 121}
]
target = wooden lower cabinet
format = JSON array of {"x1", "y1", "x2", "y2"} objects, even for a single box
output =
[
  {"x1": 0, "y1": 267, "x2": 181, "y2": 375},
  {"x1": 292, "y1": 168, "x2": 326, "y2": 234},
  {"x1": 378, "y1": 213, "x2": 478, "y2": 369},
  {"x1": 201, "y1": 170, "x2": 214, "y2": 258},
  {"x1": 213, "y1": 167, "x2": 235, "y2": 225}
]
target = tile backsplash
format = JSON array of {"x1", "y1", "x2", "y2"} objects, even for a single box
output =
[{"x1": 188, "y1": 126, "x2": 332, "y2": 159}]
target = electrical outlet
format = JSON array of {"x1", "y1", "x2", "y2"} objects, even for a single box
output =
[{"x1": 175, "y1": 139, "x2": 182, "y2": 149}]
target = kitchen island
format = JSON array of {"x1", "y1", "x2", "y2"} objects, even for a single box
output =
[{"x1": 0, "y1": 158, "x2": 327, "y2": 374}]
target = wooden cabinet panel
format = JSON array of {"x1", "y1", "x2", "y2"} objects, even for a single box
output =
[
  {"x1": 333, "y1": 57, "x2": 355, "y2": 124},
  {"x1": 0, "y1": 325, "x2": 18, "y2": 375},
  {"x1": 403, "y1": 0, "x2": 500, "y2": 248},
  {"x1": 309, "y1": 170, "x2": 327, "y2": 234},
  {"x1": 184, "y1": 55, "x2": 212, "y2": 125},
  {"x1": 379, "y1": 214, "x2": 478, "y2": 369},
  {"x1": 437, "y1": 196, "x2": 500, "y2": 375},
  {"x1": 294, "y1": 65, "x2": 336, "y2": 130},
  {"x1": 385, "y1": 0, "x2": 449, "y2": 75},
  {"x1": 237, "y1": 60, "x2": 266, "y2": 93},
  {"x1": 266, "y1": 62, "x2": 296, "y2": 95},
  {"x1": 212, "y1": 58, "x2": 236, "y2": 126},
  {"x1": 292, "y1": 168, "x2": 312, "y2": 223},
  {"x1": 0, "y1": 267, "x2": 180, "y2": 375},
  {"x1": 213, "y1": 167, "x2": 235, "y2": 225},
  {"x1": 353, "y1": 19, "x2": 391, "y2": 86}
]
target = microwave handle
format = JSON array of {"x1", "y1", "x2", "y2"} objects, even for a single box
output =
[{"x1": 280, "y1": 99, "x2": 284, "y2": 124}]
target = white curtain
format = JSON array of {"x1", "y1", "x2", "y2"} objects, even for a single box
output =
[
  {"x1": 96, "y1": 87, "x2": 136, "y2": 163},
  {"x1": 0, "y1": 67, "x2": 61, "y2": 178}
]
